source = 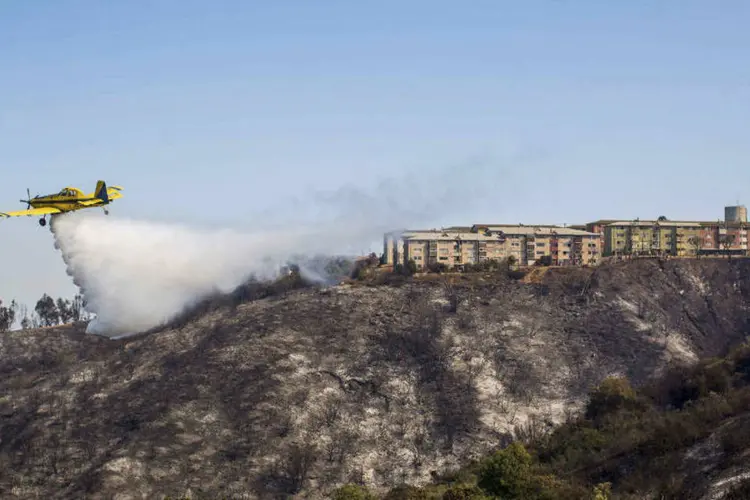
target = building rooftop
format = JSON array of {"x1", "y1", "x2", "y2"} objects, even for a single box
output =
[
  {"x1": 603, "y1": 220, "x2": 750, "y2": 228},
  {"x1": 403, "y1": 231, "x2": 501, "y2": 242},
  {"x1": 585, "y1": 219, "x2": 621, "y2": 225},
  {"x1": 471, "y1": 223, "x2": 563, "y2": 230},
  {"x1": 401, "y1": 225, "x2": 600, "y2": 240},
  {"x1": 607, "y1": 220, "x2": 704, "y2": 227},
  {"x1": 470, "y1": 224, "x2": 599, "y2": 237}
]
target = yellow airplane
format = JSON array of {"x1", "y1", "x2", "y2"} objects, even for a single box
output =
[{"x1": 0, "y1": 180, "x2": 123, "y2": 226}]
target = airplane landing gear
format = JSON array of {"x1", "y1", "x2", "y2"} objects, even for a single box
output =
[
  {"x1": 39, "y1": 217, "x2": 46, "y2": 227},
  {"x1": 104, "y1": 208, "x2": 109, "y2": 215}
]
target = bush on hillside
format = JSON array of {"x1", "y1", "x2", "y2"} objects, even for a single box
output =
[
  {"x1": 441, "y1": 484, "x2": 489, "y2": 499},
  {"x1": 476, "y1": 442, "x2": 533, "y2": 498},
  {"x1": 383, "y1": 484, "x2": 429, "y2": 499},
  {"x1": 584, "y1": 376, "x2": 646, "y2": 421},
  {"x1": 331, "y1": 483, "x2": 378, "y2": 500},
  {"x1": 426, "y1": 262, "x2": 449, "y2": 274}
]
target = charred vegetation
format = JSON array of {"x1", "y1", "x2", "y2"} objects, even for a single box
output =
[{"x1": 1, "y1": 258, "x2": 750, "y2": 498}]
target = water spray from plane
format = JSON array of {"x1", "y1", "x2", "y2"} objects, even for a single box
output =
[{"x1": 49, "y1": 213, "x2": 322, "y2": 336}]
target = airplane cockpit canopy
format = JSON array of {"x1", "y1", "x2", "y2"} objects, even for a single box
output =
[{"x1": 59, "y1": 187, "x2": 79, "y2": 196}]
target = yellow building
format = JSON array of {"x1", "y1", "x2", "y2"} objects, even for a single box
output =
[{"x1": 603, "y1": 220, "x2": 703, "y2": 256}]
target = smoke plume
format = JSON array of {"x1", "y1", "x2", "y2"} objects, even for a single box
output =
[{"x1": 48, "y1": 156, "x2": 522, "y2": 337}]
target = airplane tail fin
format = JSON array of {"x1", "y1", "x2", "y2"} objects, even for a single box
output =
[{"x1": 94, "y1": 180, "x2": 109, "y2": 203}]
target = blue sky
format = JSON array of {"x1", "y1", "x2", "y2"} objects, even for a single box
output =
[{"x1": 1, "y1": 0, "x2": 749, "y2": 309}]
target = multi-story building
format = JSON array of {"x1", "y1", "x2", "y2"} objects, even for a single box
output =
[
  {"x1": 400, "y1": 230, "x2": 504, "y2": 270},
  {"x1": 601, "y1": 220, "x2": 704, "y2": 256},
  {"x1": 384, "y1": 224, "x2": 601, "y2": 270},
  {"x1": 701, "y1": 221, "x2": 749, "y2": 255},
  {"x1": 586, "y1": 206, "x2": 750, "y2": 257},
  {"x1": 469, "y1": 224, "x2": 601, "y2": 266}
]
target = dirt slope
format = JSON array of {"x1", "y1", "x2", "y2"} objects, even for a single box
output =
[{"x1": 1, "y1": 258, "x2": 750, "y2": 499}]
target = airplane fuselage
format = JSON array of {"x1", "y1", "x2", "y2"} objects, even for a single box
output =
[{"x1": 27, "y1": 196, "x2": 109, "y2": 213}]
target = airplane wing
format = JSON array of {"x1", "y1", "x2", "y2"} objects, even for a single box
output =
[{"x1": 0, "y1": 207, "x2": 63, "y2": 218}]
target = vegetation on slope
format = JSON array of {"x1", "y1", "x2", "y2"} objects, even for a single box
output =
[{"x1": 333, "y1": 341, "x2": 750, "y2": 499}]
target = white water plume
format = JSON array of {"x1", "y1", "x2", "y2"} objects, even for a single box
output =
[
  {"x1": 47, "y1": 156, "x2": 525, "y2": 337},
  {"x1": 49, "y1": 212, "x2": 335, "y2": 337}
]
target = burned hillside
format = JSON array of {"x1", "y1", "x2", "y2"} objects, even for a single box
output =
[{"x1": 1, "y1": 258, "x2": 750, "y2": 499}]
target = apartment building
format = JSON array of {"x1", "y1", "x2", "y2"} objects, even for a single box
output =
[
  {"x1": 585, "y1": 207, "x2": 749, "y2": 257},
  {"x1": 383, "y1": 224, "x2": 602, "y2": 270},
  {"x1": 702, "y1": 222, "x2": 749, "y2": 254},
  {"x1": 471, "y1": 224, "x2": 601, "y2": 266},
  {"x1": 400, "y1": 230, "x2": 504, "y2": 269},
  {"x1": 601, "y1": 220, "x2": 704, "y2": 256}
]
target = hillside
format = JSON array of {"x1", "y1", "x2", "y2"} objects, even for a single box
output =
[{"x1": 1, "y1": 258, "x2": 750, "y2": 499}]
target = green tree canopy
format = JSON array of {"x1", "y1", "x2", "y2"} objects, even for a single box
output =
[{"x1": 35, "y1": 293, "x2": 59, "y2": 327}]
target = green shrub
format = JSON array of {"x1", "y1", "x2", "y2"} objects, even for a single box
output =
[
  {"x1": 383, "y1": 484, "x2": 429, "y2": 500},
  {"x1": 477, "y1": 442, "x2": 533, "y2": 498},
  {"x1": 656, "y1": 358, "x2": 734, "y2": 409},
  {"x1": 699, "y1": 359, "x2": 733, "y2": 393},
  {"x1": 538, "y1": 424, "x2": 610, "y2": 472},
  {"x1": 426, "y1": 262, "x2": 449, "y2": 274},
  {"x1": 729, "y1": 343, "x2": 750, "y2": 381},
  {"x1": 441, "y1": 484, "x2": 489, "y2": 499},
  {"x1": 331, "y1": 483, "x2": 378, "y2": 500},
  {"x1": 584, "y1": 376, "x2": 643, "y2": 421},
  {"x1": 592, "y1": 482, "x2": 612, "y2": 500}
]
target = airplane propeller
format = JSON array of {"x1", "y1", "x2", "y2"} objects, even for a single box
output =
[{"x1": 20, "y1": 188, "x2": 35, "y2": 209}]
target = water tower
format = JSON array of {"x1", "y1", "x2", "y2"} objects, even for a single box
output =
[{"x1": 725, "y1": 205, "x2": 748, "y2": 223}]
